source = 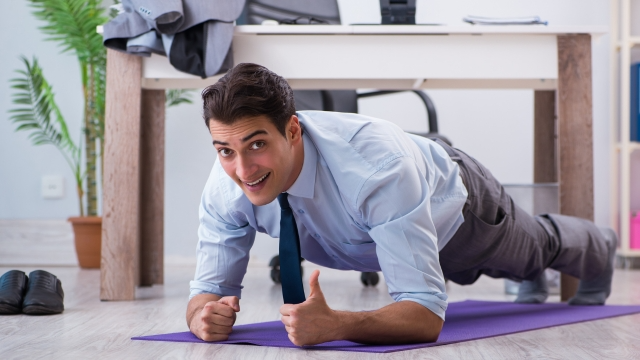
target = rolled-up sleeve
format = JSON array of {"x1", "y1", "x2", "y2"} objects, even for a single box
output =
[
  {"x1": 189, "y1": 172, "x2": 256, "y2": 299},
  {"x1": 360, "y1": 156, "x2": 448, "y2": 320}
]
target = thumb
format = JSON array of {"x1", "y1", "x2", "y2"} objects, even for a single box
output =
[
  {"x1": 308, "y1": 269, "x2": 324, "y2": 300},
  {"x1": 219, "y1": 296, "x2": 240, "y2": 312}
]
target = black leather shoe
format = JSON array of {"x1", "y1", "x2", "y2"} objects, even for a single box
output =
[
  {"x1": 0, "y1": 270, "x2": 29, "y2": 314},
  {"x1": 22, "y1": 270, "x2": 64, "y2": 315}
]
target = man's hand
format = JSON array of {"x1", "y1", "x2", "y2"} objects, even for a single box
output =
[
  {"x1": 279, "y1": 269, "x2": 444, "y2": 346},
  {"x1": 187, "y1": 295, "x2": 240, "y2": 342},
  {"x1": 280, "y1": 270, "x2": 341, "y2": 346}
]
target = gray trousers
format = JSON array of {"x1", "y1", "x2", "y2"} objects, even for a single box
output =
[{"x1": 435, "y1": 140, "x2": 609, "y2": 285}]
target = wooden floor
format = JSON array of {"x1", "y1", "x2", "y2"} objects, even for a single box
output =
[{"x1": 1, "y1": 262, "x2": 639, "y2": 359}]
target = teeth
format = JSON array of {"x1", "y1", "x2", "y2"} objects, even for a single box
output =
[{"x1": 246, "y1": 173, "x2": 268, "y2": 186}]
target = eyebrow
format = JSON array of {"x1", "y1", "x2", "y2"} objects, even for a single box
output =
[
  {"x1": 241, "y1": 130, "x2": 268, "y2": 142},
  {"x1": 212, "y1": 130, "x2": 268, "y2": 146}
]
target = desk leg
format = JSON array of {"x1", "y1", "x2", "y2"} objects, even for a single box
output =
[
  {"x1": 139, "y1": 90, "x2": 165, "y2": 286},
  {"x1": 534, "y1": 90, "x2": 557, "y2": 185},
  {"x1": 101, "y1": 50, "x2": 142, "y2": 300},
  {"x1": 557, "y1": 34, "x2": 594, "y2": 301}
]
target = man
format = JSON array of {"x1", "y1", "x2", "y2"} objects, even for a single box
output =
[{"x1": 186, "y1": 63, "x2": 617, "y2": 346}]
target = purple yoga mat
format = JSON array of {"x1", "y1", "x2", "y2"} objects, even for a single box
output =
[{"x1": 132, "y1": 300, "x2": 640, "y2": 353}]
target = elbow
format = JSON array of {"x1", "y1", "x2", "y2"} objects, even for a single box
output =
[
  {"x1": 419, "y1": 318, "x2": 443, "y2": 343},
  {"x1": 414, "y1": 305, "x2": 444, "y2": 343},
  {"x1": 395, "y1": 300, "x2": 445, "y2": 343},
  {"x1": 423, "y1": 325, "x2": 442, "y2": 343}
]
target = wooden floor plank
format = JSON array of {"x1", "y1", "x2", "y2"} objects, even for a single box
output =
[{"x1": 1, "y1": 263, "x2": 638, "y2": 359}]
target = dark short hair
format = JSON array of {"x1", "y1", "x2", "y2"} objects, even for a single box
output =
[{"x1": 201, "y1": 63, "x2": 295, "y2": 137}]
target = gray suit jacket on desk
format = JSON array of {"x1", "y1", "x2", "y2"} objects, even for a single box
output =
[{"x1": 103, "y1": 0, "x2": 245, "y2": 78}]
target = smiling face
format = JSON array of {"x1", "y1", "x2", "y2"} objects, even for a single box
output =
[{"x1": 209, "y1": 115, "x2": 304, "y2": 206}]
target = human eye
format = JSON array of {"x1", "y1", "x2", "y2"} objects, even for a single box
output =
[
  {"x1": 218, "y1": 148, "x2": 233, "y2": 157},
  {"x1": 249, "y1": 141, "x2": 265, "y2": 150}
]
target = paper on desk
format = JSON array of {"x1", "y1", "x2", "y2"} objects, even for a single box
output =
[{"x1": 463, "y1": 15, "x2": 548, "y2": 26}]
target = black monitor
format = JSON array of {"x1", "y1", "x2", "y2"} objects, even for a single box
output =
[{"x1": 380, "y1": 0, "x2": 416, "y2": 24}]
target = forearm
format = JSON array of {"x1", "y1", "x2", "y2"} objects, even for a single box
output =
[
  {"x1": 186, "y1": 293, "x2": 222, "y2": 327},
  {"x1": 335, "y1": 301, "x2": 443, "y2": 344}
]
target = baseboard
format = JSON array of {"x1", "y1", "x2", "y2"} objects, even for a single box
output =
[
  {"x1": 0, "y1": 219, "x2": 78, "y2": 266},
  {"x1": 0, "y1": 220, "x2": 270, "y2": 269}
]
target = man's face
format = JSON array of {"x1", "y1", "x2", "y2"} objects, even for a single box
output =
[{"x1": 209, "y1": 115, "x2": 301, "y2": 206}]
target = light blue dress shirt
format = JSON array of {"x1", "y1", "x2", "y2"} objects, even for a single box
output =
[{"x1": 190, "y1": 111, "x2": 468, "y2": 320}]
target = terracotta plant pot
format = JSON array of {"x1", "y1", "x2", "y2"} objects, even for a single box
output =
[{"x1": 68, "y1": 216, "x2": 102, "y2": 269}]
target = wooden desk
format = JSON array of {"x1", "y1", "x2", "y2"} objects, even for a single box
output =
[{"x1": 101, "y1": 25, "x2": 606, "y2": 300}]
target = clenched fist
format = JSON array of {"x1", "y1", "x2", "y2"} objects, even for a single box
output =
[{"x1": 189, "y1": 295, "x2": 240, "y2": 342}]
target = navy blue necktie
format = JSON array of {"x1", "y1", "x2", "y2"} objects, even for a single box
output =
[{"x1": 277, "y1": 193, "x2": 306, "y2": 304}]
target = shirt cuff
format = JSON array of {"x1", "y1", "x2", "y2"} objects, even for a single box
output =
[
  {"x1": 392, "y1": 292, "x2": 448, "y2": 321},
  {"x1": 189, "y1": 280, "x2": 242, "y2": 300}
]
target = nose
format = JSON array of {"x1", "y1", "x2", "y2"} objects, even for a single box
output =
[{"x1": 236, "y1": 154, "x2": 257, "y2": 181}]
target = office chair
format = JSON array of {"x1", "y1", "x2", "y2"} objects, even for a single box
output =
[{"x1": 241, "y1": 0, "x2": 451, "y2": 287}]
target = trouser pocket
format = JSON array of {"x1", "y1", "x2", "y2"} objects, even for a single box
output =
[{"x1": 439, "y1": 207, "x2": 507, "y2": 284}]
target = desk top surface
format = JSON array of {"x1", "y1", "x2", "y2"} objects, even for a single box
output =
[
  {"x1": 132, "y1": 24, "x2": 603, "y2": 89},
  {"x1": 97, "y1": 24, "x2": 607, "y2": 36},
  {"x1": 235, "y1": 24, "x2": 608, "y2": 36}
]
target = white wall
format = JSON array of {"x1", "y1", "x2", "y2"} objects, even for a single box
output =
[
  {"x1": 1, "y1": 0, "x2": 631, "y2": 264},
  {"x1": 0, "y1": 2, "x2": 84, "y2": 219},
  {"x1": 343, "y1": 0, "x2": 612, "y2": 220}
]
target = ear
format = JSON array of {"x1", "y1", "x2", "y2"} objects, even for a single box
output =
[{"x1": 288, "y1": 115, "x2": 302, "y2": 142}]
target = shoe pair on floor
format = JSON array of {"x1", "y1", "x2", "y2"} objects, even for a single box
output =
[{"x1": 0, "y1": 270, "x2": 64, "y2": 315}]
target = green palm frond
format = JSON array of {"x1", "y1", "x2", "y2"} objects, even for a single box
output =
[
  {"x1": 13, "y1": 1, "x2": 107, "y2": 216},
  {"x1": 28, "y1": 0, "x2": 107, "y2": 141},
  {"x1": 166, "y1": 89, "x2": 195, "y2": 108},
  {"x1": 9, "y1": 56, "x2": 80, "y2": 166},
  {"x1": 28, "y1": 0, "x2": 107, "y2": 64}
]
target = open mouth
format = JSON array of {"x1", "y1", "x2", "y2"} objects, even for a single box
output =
[{"x1": 244, "y1": 172, "x2": 270, "y2": 187}]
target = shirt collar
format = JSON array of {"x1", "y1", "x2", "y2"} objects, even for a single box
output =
[{"x1": 285, "y1": 132, "x2": 317, "y2": 199}]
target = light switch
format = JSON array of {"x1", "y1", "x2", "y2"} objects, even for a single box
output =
[{"x1": 42, "y1": 175, "x2": 64, "y2": 199}]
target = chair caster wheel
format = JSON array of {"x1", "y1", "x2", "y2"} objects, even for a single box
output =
[
  {"x1": 360, "y1": 272, "x2": 379, "y2": 286},
  {"x1": 269, "y1": 255, "x2": 304, "y2": 284},
  {"x1": 269, "y1": 256, "x2": 281, "y2": 284},
  {"x1": 270, "y1": 268, "x2": 281, "y2": 284}
]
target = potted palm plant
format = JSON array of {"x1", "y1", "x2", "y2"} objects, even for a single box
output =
[{"x1": 8, "y1": 0, "x2": 191, "y2": 268}]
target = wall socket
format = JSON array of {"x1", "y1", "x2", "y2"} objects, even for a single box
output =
[{"x1": 42, "y1": 175, "x2": 64, "y2": 199}]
